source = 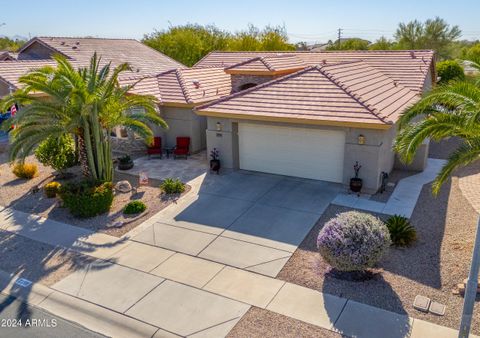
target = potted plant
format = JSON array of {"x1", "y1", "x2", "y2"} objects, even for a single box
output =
[
  {"x1": 118, "y1": 155, "x2": 134, "y2": 170},
  {"x1": 350, "y1": 161, "x2": 363, "y2": 193},
  {"x1": 210, "y1": 148, "x2": 220, "y2": 174}
]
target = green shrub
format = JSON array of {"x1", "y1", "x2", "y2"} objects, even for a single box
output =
[
  {"x1": 35, "y1": 134, "x2": 77, "y2": 173},
  {"x1": 437, "y1": 60, "x2": 465, "y2": 84},
  {"x1": 317, "y1": 211, "x2": 391, "y2": 272},
  {"x1": 385, "y1": 215, "x2": 417, "y2": 246},
  {"x1": 58, "y1": 180, "x2": 113, "y2": 218},
  {"x1": 12, "y1": 162, "x2": 38, "y2": 179},
  {"x1": 123, "y1": 200, "x2": 147, "y2": 215},
  {"x1": 160, "y1": 178, "x2": 185, "y2": 194},
  {"x1": 44, "y1": 181, "x2": 61, "y2": 198}
]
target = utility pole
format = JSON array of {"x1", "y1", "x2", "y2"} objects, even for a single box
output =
[
  {"x1": 459, "y1": 216, "x2": 480, "y2": 337},
  {"x1": 337, "y1": 28, "x2": 343, "y2": 49}
]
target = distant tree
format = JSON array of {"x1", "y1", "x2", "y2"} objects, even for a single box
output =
[
  {"x1": 0, "y1": 37, "x2": 25, "y2": 51},
  {"x1": 369, "y1": 36, "x2": 395, "y2": 50},
  {"x1": 143, "y1": 24, "x2": 231, "y2": 67},
  {"x1": 259, "y1": 25, "x2": 296, "y2": 51},
  {"x1": 143, "y1": 24, "x2": 295, "y2": 66},
  {"x1": 436, "y1": 60, "x2": 465, "y2": 84},
  {"x1": 326, "y1": 38, "x2": 369, "y2": 51},
  {"x1": 395, "y1": 17, "x2": 461, "y2": 59},
  {"x1": 295, "y1": 41, "x2": 308, "y2": 51}
]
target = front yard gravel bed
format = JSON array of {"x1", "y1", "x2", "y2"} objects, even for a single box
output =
[
  {"x1": 0, "y1": 154, "x2": 190, "y2": 237},
  {"x1": 227, "y1": 307, "x2": 342, "y2": 338},
  {"x1": 278, "y1": 170, "x2": 480, "y2": 333}
]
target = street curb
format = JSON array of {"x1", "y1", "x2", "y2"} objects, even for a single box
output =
[{"x1": 0, "y1": 270, "x2": 167, "y2": 338}]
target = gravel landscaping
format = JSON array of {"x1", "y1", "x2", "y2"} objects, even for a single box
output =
[
  {"x1": 227, "y1": 307, "x2": 342, "y2": 338},
  {"x1": 278, "y1": 139, "x2": 480, "y2": 334},
  {"x1": 0, "y1": 229, "x2": 95, "y2": 286},
  {"x1": 0, "y1": 153, "x2": 190, "y2": 237}
]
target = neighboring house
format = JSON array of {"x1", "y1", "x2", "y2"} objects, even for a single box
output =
[
  {"x1": 0, "y1": 36, "x2": 186, "y2": 154},
  {"x1": 193, "y1": 50, "x2": 435, "y2": 193},
  {"x1": 0, "y1": 51, "x2": 17, "y2": 61}
]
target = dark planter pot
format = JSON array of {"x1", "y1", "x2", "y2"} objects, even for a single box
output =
[
  {"x1": 210, "y1": 159, "x2": 220, "y2": 174},
  {"x1": 350, "y1": 177, "x2": 363, "y2": 193},
  {"x1": 118, "y1": 161, "x2": 134, "y2": 170}
]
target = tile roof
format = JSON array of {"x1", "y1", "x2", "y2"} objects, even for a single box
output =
[
  {"x1": 225, "y1": 55, "x2": 305, "y2": 73},
  {"x1": 23, "y1": 37, "x2": 184, "y2": 74},
  {"x1": 194, "y1": 50, "x2": 435, "y2": 92},
  {"x1": 118, "y1": 75, "x2": 162, "y2": 102},
  {"x1": 0, "y1": 60, "x2": 57, "y2": 88},
  {"x1": 155, "y1": 67, "x2": 232, "y2": 105},
  {"x1": 196, "y1": 61, "x2": 420, "y2": 128}
]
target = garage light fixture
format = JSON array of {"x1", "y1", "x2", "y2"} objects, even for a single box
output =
[
  {"x1": 358, "y1": 134, "x2": 365, "y2": 145},
  {"x1": 216, "y1": 122, "x2": 222, "y2": 131}
]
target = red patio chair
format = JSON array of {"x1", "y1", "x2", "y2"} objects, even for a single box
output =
[
  {"x1": 147, "y1": 136, "x2": 162, "y2": 159},
  {"x1": 174, "y1": 137, "x2": 190, "y2": 159}
]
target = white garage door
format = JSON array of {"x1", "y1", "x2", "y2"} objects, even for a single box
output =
[{"x1": 238, "y1": 123, "x2": 345, "y2": 182}]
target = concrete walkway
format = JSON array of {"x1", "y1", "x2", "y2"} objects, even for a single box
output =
[
  {"x1": 0, "y1": 206, "x2": 471, "y2": 338},
  {"x1": 332, "y1": 158, "x2": 447, "y2": 217}
]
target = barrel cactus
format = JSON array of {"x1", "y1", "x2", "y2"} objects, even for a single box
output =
[{"x1": 317, "y1": 211, "x2": 391, "y2": 272}]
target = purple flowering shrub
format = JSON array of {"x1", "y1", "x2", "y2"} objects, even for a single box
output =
[{"x1": 317, "y1": 211, "x2": 391, "y2": 272}]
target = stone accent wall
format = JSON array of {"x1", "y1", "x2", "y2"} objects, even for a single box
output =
[
  {"x1": 230, "y1": 74, "x2": 281, "y2": 93},
  {"x1": 110, "y1": 134, "x2": 147, "y2": 156}
]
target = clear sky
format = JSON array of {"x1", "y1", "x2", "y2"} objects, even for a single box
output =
[{"x1": 1, "y1": 0, "x2": 479, "y2": 43}]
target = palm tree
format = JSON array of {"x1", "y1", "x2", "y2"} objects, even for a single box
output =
[
  {"x1": 394, "y1": 81, "x2": 480, "y2": 194},
  {"x1": 1, "y1": 53, "x2": 166, "y2": 182}
]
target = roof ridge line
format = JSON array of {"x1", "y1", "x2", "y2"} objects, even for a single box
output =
[
  {"x1": 259, "y1": 57, "x2": 275, "y2": 71},
  {"x1": 196, "y1": 66, "x2": 317, "y2": 111},
  {"x1": 318, "y1": 63, "x2": 390, "y2": 123},
  {"x1": 175, "y1": 69, "x2": 193, "y2": 104},
  {"x1": 225, "y1": 56, "x2": 263, "y2": 70}
]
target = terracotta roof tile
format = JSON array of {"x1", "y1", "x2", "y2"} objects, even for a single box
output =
[
  {"x1": 196, "y1": 61, "x2": 420, "y2": 127},
  {"x1": 155, "y1": 67, "x2": 231, "y2": 105},
  {"x1": 194, "y1": 50, "x2": 434, "y2": 92},
  {"x1": 31, "y1": 37, "x2": 184, "y2": 73}
]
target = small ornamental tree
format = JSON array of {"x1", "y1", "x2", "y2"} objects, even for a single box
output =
[
  {"x1": 437, "y1": 60, "x2": 465, "y2": 84},
  {"x1": 35, "y1": 134, "x2": 77, "y2": 175},
  {"x1": 317, "y1": 211, "x2": 391, "y2": 272}
]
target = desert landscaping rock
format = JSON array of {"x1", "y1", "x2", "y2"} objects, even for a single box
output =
[{"x1": 114, "y1": 180, "x2": 132, "y2": 193}]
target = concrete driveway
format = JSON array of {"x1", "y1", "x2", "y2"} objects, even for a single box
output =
[{"x1": 132, "y1": 170, "x2": 341, "y2": 277}]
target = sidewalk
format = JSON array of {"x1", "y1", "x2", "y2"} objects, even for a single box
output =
[
  {"x1": 332, "y1": 158, "x2": 446, "y2": 217},
  {"x1": 0, "y1": 206, "x2": 472, "y2": 337}
]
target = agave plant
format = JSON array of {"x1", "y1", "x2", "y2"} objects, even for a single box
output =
[
  {"x1": 385, "y1": 215, "x2": 417, "y2": 247},
  {"x1": 1, "y1": 53, "x2": 167, "y2": 182}
]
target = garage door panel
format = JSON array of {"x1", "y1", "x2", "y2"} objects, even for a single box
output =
[{"x1": 239, "y1": 123, "x2": 345, "y2": 182}]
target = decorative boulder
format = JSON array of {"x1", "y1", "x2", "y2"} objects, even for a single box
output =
[{"x1": 115, "y1": 180, "x2": 132, "y2": 193}]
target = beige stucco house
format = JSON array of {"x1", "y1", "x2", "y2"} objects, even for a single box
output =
[
  {"x1": 193, "y1": 51, "x2": 435, "y2": 193},
  {"x1": 0, "y1": 38, "x2": 435, "y2": 193}
]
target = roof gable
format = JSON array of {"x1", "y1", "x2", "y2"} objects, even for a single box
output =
[{"x1": 155, "y1": 67, "x2": 231, "y2": 105}]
